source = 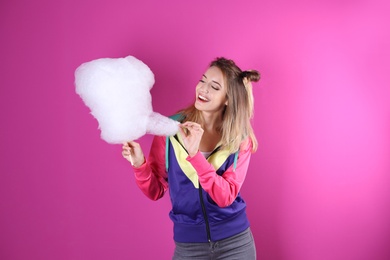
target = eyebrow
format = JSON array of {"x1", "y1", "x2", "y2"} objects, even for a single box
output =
[{"x1": 203, "y1": 74, "x2": 222, "y2": 87}]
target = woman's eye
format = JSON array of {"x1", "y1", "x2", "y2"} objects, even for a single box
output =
[
  {"x1": 199, "y1": 79, "x2": 205, "y2": 83},
  {"x1": 212, "y1": 85, "x2": 219, "y2": 90}
]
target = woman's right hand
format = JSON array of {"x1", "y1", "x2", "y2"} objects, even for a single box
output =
[{"x1": 122, "y1": 141, "x2": 145, "y2": 168}]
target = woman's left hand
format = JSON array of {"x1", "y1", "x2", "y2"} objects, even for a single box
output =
[{"x1": 179, "y1": 122, "x2": 204, "y2": 157}]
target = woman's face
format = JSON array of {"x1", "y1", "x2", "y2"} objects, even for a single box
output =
[{"x1": 194, "y1": 66, "x2": 227, "y2": 113}]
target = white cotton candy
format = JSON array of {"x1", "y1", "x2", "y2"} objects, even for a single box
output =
[{"x1": 75, "y1": 55, "x2": 179, "y2": 144}]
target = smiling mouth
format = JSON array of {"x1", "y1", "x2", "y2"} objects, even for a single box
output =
[{"x1": 198, "y1": 95, "x2": 209, "y2": 102}]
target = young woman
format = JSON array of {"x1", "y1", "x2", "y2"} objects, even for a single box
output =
[{"x1": 122, "y1": 57, "x2": 260, "y2": 259}]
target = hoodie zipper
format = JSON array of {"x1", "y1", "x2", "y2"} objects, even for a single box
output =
[
  {"x1": 198, "y1": 147, "x2": 221, "y2": 243},
  {"x1": 199, "y1": 183, "x2": 211, "y2": 242},
  {"x1": 173, "y1": 134, "x2": 221, "y2": 243}
]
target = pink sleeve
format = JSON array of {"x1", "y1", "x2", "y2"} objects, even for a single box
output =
[
  {"x1": 186, "y1": 139, "x2": 253, "y2": 207},
  {"x1": 132, "y1": 136, "x2": 168, "y2": 201}
]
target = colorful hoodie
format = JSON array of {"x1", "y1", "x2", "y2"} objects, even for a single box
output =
[{"x1": 132, "y1": 133, "x2": 253, "y2": 243}]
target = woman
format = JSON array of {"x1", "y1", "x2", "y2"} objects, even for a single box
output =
[{"x1": 122, "y1": 57, "x2": 260, "y2": 259}]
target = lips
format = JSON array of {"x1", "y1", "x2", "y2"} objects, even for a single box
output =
[{"x1": 198, "y1": 94, "x2": 209, "y2": 102}]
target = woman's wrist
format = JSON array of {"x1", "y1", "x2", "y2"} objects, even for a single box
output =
[
  {"x1": 131, "y1": 157, "x2": 145, "y2": 168},
  {"x1": 188, "y1": 150, "x2": 199, "y2": 158}
]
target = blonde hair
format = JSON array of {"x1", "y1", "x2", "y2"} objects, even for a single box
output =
[{"x1": 179, "y1": 57, "x2": 260, "y2": 153}]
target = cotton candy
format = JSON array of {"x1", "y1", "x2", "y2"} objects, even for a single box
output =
[{"x1": 75, "y1": 55, "x2": 179, "y2": 143}]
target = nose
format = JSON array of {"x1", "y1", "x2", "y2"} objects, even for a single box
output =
[{"x1": 199, "y1": 82, "x2": 210, "y2": 94}]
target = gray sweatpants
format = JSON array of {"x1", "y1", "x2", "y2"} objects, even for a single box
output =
[{"x1": 173, "y1": 228, "x2": 256, "y2": 260}]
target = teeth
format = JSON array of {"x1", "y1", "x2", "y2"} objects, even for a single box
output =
[{"x1": 199, "y1": 95, "x2": 208, "y2": 101}]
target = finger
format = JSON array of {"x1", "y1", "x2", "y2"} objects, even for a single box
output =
[
  {"x1": 180, "y1": 125, "x2": 197, "y2": 136},
  {"x1": 181, "y1": 122, "x2": 198, "y2": 128},
  {"x1": 128, "y1": 141, "x2": 139, "y2": 149},
  {"x1": 178, "y1": 125, "x2": 187, "y2": 137},
  {"x1": 181, "y1": 122, "x2": 194, "y2": 130}
]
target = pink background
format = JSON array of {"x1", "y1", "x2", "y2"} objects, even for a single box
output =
[{"x1": 1, "y1": 0, "x2": 389, "y2": 259}]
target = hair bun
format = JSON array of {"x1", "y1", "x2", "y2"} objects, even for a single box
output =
[{"x1": 241, "y1": 70, "x2": 260, "y2": 82}]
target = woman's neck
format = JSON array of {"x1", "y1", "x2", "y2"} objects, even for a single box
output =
[
  {"x1": 201, "y1": 111, "x2": 223, "y2": 133},
  {"x1": 199, "y1": 112, "x2": 223, "y2": 152}
]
